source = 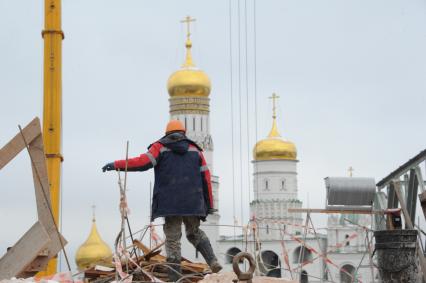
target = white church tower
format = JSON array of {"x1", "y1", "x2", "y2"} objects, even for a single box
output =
[
  {"x1": 218, "y1": 95, "x2": 326, "y2": 280},
  {"x1": 166, "y1": 16, "x2": 220, "y2": 259},
  {"x1": 251, "y1": 94, "x2": 303, "y2": 239}
]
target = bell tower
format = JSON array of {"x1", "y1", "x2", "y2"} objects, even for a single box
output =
[
  {"x1": 166, "y1": 16, "x2": 220, "y2": 258},
  {"x1": 251, "y1": 95, "x2": 303, "y2": 238}
]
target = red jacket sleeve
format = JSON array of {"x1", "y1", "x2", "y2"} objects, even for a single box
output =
[
  {"x1": 198, "y1": 150, "x2": 214, "y2": 209},
  {"x1": 114, "y1": 142, "x2": 163, "y2": 171}
]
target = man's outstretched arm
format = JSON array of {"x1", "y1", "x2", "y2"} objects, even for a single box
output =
[{"x1": 102, "y1": 142, "x2": 163, "y2": 172}]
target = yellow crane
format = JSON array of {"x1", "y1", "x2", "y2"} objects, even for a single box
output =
[{"x1": 39, "y1": 0, "x2": 64, "y2": 275}]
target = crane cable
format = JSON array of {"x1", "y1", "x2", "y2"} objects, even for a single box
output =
[
  {"x1": 253, "y1": 0, "x2": 259, "y2": 202},
  {"x1": 244, "y1": 0, "x2": 251, "y2": 215},
  {"x1": 228, "y1": 0, "x2": 237, "y2": 240},
  {"x1": 230, "y1": 0, "x2": 260, "y2": 241},
  {"x1": 237, "y1": 0, "x2": 244, "y2": 237}
]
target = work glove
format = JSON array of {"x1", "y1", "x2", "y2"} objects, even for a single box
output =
[{"x1": 102, "y1": 162, "x2": 115, "y2": 172}]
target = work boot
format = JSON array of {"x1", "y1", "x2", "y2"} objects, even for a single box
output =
[
  {"x1": 167, "y1": 257, "x2": 182, "y2": 282},
  {"x1": 196, "y1": 239, "x2": 223, "y2": 273}
]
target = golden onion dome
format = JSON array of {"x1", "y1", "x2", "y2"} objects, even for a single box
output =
[
  {"x1": 75, "y1": 216, "x2": 113, "y2": 270},
  {"x1": 167, "y1": 30, "x2": 211, "y2": 97},
  {"x1": 253, "y1": 95, "x2": 297, "y2": 161}
]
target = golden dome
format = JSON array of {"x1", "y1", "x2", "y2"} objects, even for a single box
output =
[
  {"x1": 167, "y1": 22, "x2": 211, "y2": 97},
  {"x1": 253, "y1": 94, "x2": 297, "y2": 161},
  {"x1": 75, "y1": 217, "x2": 113, "y2": 270}
]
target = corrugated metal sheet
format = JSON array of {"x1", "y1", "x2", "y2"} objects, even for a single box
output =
[{"x1": 325, "y1": 177, "x2": 376, "y2": 208}]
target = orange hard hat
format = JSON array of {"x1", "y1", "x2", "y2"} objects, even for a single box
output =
[{"x1": 165, "y1": 120, "x2": 185, "y2": 134}]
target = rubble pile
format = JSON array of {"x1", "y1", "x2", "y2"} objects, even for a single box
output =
[{"x1": 83, "y1": 240, "x2": 209, "y2": 282}]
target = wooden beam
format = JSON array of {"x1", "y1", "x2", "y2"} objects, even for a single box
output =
[
  {"x1": 387, "y1": 183, "x2": 399, "y2": 209},
  {"x1": 0, "y1": 118, "x2": 41, "y2": 170},
  {"x1": 377, "y1": 148, "x2": 426, "y2": 188},
  {"x1": 133, "y1": 240, "x2": 165, "y2": 262},
  {"x1": 288, "y1": 208, "x2": 399, "y2": 214},
  {"x1": 0, "y1": 221, "x2": 50, "y2": 280},
  {"x1": 415, "y1": 166, "x2": 425, "y2": 193},
  {"x1": 0, "y1": 118, "x2": 66, "y2": 276},
  {"x1": 406, "y1": 169, "x2": 419, "y2": 228},
  {"x1": 28, "y1": 131, "x2": 66, "y2": 270}
]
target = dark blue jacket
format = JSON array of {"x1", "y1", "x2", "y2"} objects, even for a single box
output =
[{"x1": 114, "y1": 132, "x2": 213, "y2": 221}]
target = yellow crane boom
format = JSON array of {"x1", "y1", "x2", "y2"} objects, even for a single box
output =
[{"x1": 39, "y1": 0, "x2": 64, "y2": 275}]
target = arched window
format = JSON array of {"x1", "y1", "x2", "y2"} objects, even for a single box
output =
[
  {"x1": 345, "y1": 234, "x2": 350, "y2": 246},
  {"x1": 266, "y1": 224, "x2": 269, "y2": 234},
  {"x1": 301, "y1": 270, "x2": 308, "y2": 283},
  {"x1": 280, "y1": 179, "x2": 286, "y2": 191},
  {"x1": 200, "y1": 117, "x2": 203, "y2": 131},
  {"x1": 193, "y1": 117, "x2": 196, "y2": 131},
  {"x1": 226, "y1": 247, "x2": 242, "y2": 264},
  {"x1": 258, "y1": 250, "x2": 281, "y2": 278},
  {"x1": 292, "y1": 246, "x2": 313, "y2": 264},
  {"x1": 340, "y1": 264, "x2": 356, "y2": 283}
]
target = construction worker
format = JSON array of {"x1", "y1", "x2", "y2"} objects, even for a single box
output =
[{"x1": 102, "y1": 120, "x2": 222, "y2": 281}]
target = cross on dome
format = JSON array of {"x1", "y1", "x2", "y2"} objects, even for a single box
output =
[
  {"x1": 348, "y1": 166, "x2": 354, "y2": 177},
  {"x1": 92, "y1": 204, "x2": 96, "y2": 221},
  {"x1": 181, "y1": 16, "x2": 196, "y2": 41},
  {"x1": 267, "y1": 93, "x2": 281, "y2": 138},
  {"x1": 180, "y1": 15, "x2": 196, "y2": 67},
  {"x1": 167, "y1": 16, "x2": 211, "y2": 97},
  {"x1": 269, "y1": 93, "x2": 280, "y2": 119},
  {"x1": 253, "y1": 93, "x2": 297, "y2": 161}
]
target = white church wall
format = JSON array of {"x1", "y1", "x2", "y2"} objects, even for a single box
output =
[
  {"x1": 216, "y1": 233, "x2": 328, "y2": 282},
  {"x1": 253, "y1": 160, "x2": 298, "y2": 201},
  {"x1": 211, "y1": 175, "x2": 219, "y2": 212},
  {"x1": 326, "y1": 252, "x2": 377, "y2": 283},
  {"x1": 325, "y1": 213, "x2": 375, "y2": 282},
  {"x1": 327, "y1": 227, "x2": 367, "y2": 253},
  {"x1": 217, "y1": 237, "x2": 327, "y2": 282}
]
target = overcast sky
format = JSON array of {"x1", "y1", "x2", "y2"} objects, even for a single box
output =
[{"x1": 1, "y1": 0, "x2": 426, "y2": 272}]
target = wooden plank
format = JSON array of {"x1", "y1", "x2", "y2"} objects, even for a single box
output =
[
  {"x1": 387, "y1": 183, "x2": 399, "y2": 209},
  {"x1": 0, "y1": 221, "x2": 50, "y2": 280},
  {"x1": 0, "y1": 117, "x2": 41, "y2": 170},
  {"x1": 181, "y1": 261, "x2": 208, "y2": 273},
  {"x1": 0, "y1": 118, "x2": 66, "y2": 274},
  {"x1": 287, "y1": 208, "x2": 399, "y2": 214},
  {"x1": 406, "y1": 169, "x2": 419, "y2": 228},
  {"x1": 132, "y1": 240, "x2": 207, "y2": 273},
  {"x1": 395, "y1": 181, "x2": 415, "y2": 228},
  {"x1": 415, "y1": 166, "x2": 425, "y2": 193},
  {"x1": 143, "y1": 241, "x2": 165, "y2": 261},
  {"x1": 29, "y1": 134, "x2": 52, "y2": 223},
  {"x1": 29, "y1": 134, "x2": 66, "y2": 265},
  {"x1": 133, "y1": 239, "x2": 153, "y2": 254},
  {"x1": 133, "y1": 240, "x2": 166, "y2": 262},
  {"x1": 143, "y1": 249, "x2": 162, "y2": 261}
]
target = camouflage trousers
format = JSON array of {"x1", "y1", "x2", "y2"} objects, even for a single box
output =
[{"x1": 163, "y1": 216, "x2": 209, "y2": 261}]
